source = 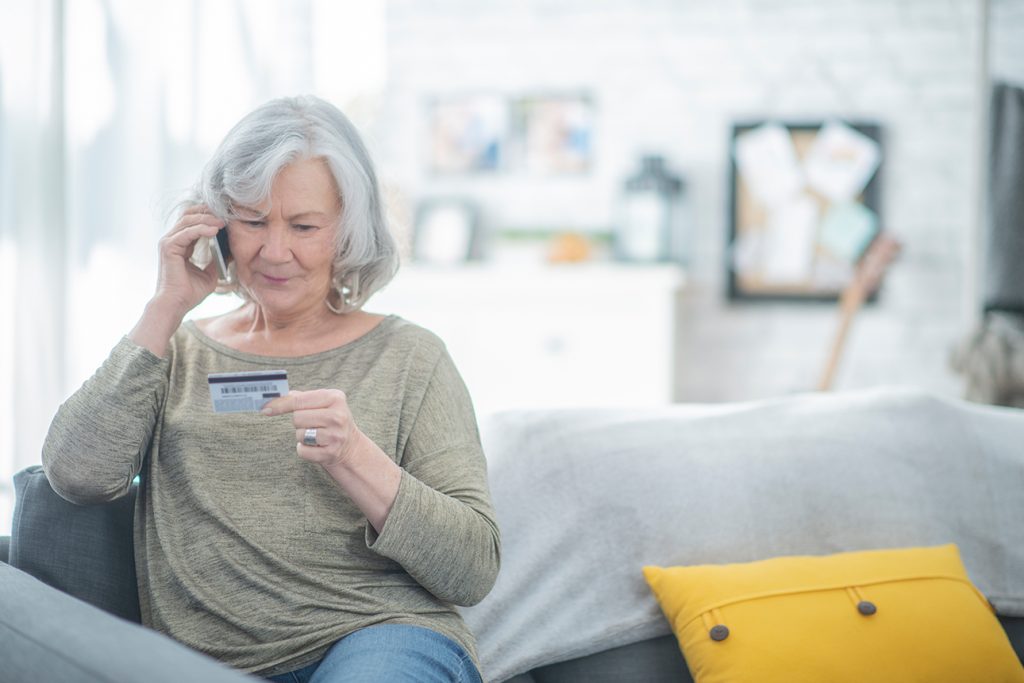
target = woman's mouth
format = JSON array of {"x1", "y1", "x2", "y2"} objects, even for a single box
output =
[{"x1": 261, "y1": 274, "x2": 290, "y2": 285}]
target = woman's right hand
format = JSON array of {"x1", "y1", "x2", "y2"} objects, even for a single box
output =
[{"x1": 152, "y1": 204, "x2": 225, "y2": 316}]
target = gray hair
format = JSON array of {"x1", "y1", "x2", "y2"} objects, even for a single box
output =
[{"x1": 184, "y1": 94, "x2": 398, "y2": 313}]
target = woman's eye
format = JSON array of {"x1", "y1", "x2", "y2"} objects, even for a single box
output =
[
  {"x1": 294, "y1": 224, "x2": 317, "y2": 232},
  {"x1": 243, "y1": 220, "x2": 265, "y2": 227}
]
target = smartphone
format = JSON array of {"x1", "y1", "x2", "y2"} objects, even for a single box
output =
[{"x1": 210, "y1": 226, "x2": 232, "y2": 283}]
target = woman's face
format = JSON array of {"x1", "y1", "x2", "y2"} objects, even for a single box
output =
[{"x1": 228, "y1": 158, "x2": 342, "y2": 319}]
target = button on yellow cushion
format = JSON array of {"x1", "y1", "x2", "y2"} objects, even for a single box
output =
[{"x1": 643, "y1": 544, "x2": 1024, "y2": 683}]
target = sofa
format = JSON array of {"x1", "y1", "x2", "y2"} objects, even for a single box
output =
[{"x1": 3, "y1": 387, "x2": 1024, "y2": 682}]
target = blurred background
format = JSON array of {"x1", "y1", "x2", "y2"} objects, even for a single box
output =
[{"x1": 1, "y1": 0, "x2": 1022, "y2": 532}]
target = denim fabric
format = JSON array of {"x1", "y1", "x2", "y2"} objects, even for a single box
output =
[{"x1": 265, "y1": 625, "x2": 481, "y2": 683}]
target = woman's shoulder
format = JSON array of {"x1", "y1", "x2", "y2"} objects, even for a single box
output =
[
  {"x1": 168, "y1": 320, "x2": 213, "y2": 358},
  {"x1": 370, "y1": 313, "x2": 448, "y2": 358}
]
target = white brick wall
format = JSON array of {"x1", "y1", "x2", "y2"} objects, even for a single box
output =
[
  {"x1": 376, "y1": 0, "x2": 1011, "y2": 402},
  {"x1": 992, "y1": 0, "x2": 1024, "y2": 85}
]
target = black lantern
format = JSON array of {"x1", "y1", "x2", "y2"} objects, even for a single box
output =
[{"x1": 614, "y1": 155, "x2": 687, "y2": 264}]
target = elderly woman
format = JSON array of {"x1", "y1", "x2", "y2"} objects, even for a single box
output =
[{"x1": 41, "y1": 95, "x2": 499, "y2": 683}]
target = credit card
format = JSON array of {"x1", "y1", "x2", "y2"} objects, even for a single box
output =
[{"x1": 208, "y1": 370, "x2": 289, "y2": 413}]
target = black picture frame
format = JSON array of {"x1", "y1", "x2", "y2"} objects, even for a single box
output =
[{"x1": 727, "y1": 120, "x2": 883, "y2": 303}]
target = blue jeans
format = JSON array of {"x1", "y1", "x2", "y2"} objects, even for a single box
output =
[{"x1": 264, "y1": 624, "x2": 483, "y2": 683}]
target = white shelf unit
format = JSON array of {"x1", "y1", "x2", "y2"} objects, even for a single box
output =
[{"x1": 368, "y1": 263, "x2": 685, "y2": 415}]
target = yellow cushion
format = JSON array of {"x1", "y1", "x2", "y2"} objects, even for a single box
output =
[{"x1": 643, "y1": 544, "x2": 1024, "y2": 683}]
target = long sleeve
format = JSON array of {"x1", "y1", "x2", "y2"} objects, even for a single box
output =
[
  {"x1": 42, "y1": 336, "x2": 170, "y2": 504},
  {"x1": 65, "y1": 317, "x2": 494, "y2": 674},
  {"x1": 366, "y1": 349, "x2": 501, "y2": 607}
]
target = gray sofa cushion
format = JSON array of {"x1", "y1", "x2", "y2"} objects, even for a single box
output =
[
  {"x1": 510, "y1": 623, "x2": 1024, "y2": 683},
  {"x1": 529, "y1": 635, "x2": 691, "y2": 683},
  {"x1": 0, "y1": 535, "x2": 9, "y2": 564},
  {"x1": 1005, "y1": 616, "x2": 1024, "y2": 664},
  {"x1": 10, "y1": 465, "x2": 141, "y2": 622},
  {"x1": 0, "y1": 561, "x2": 255, "y2": 682}
]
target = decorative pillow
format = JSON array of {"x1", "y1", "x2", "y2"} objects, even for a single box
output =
[
  {"x1": 10, "y1": 465, "x2": 141, "y2": 622},
  {"x1": 643, "y1": 544, "x2": 1024, "y2": 683}
]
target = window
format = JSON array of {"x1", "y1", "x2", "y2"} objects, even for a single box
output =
[{"x1": 0, "y1": 0, "x2": 386, "y2": 535}]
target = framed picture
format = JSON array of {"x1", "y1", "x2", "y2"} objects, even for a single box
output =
[
  {"x1": 727, "y1": 120, "x2": 883, "y2": 302},
  {"x1": 427, "y1": 95, "x2": 507, "y2": 174},
  {"x1": 412, "y1": 199, "x2": 482, "y2": 265},
  {"x1": 511, "y1": 94, "x2": 594, "y2": 174}
]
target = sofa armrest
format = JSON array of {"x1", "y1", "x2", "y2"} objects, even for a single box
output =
[
  {"x1": 0, "y1": 562, "x2": 256, "y2": 682},
  {"x1": 10, "y1": 466, "x2": 140, "y2": 622},
  {"x1": 0, "y1": 535, "x2": 9, "y2": 564}
]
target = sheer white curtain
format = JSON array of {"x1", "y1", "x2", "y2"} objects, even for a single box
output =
[
  {"x1": 0, "y1": 0, "x2": 67, "y2": 533},
  {"x1": 0, "y1": 0, "x2": 386, "y2": 534}
]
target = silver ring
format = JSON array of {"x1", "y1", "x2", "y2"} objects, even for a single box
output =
[{"x1": 302, "y1": 428, "x2": 318, "y2": 447}]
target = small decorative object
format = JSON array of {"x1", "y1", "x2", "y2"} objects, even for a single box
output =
[
  {"x1": 614, "y1": 155, "x2": 687, "y2": 263},
  {"x1": 546, "y1": 232, "x2": 593, "y2": 264},
  {"x1": 412, "y1": 199, "x2": 481, "y2": 265}
]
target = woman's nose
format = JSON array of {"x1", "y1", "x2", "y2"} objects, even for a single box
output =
[{"x1": 259, "y1": 225, "x2": 292, "y2": 262}]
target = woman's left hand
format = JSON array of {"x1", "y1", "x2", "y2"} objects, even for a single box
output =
[
  {"x1": 262, "y1": 389, "x2": 401, "y2": 531},
  {"x1": 262, "y1": 389, "x2": 365, "y2": 467}
]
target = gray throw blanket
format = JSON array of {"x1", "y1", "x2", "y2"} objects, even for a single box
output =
[{"x1": 461, "y1": 388, "x2": 1024, "y2": 682}]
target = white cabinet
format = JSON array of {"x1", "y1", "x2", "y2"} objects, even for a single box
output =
[{"x1": 368, "y1": 263, "x2": 685, "y2": 415}]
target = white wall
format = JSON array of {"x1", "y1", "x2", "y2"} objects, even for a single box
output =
[
  {"x1": 992, "y1": 0, "x2": 1024, "y2": 86},
  {"x1": 377, "y1": 0, "x2": 991, "y2": 401}
]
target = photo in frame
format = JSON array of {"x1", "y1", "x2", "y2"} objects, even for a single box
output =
[
  {"x1": 427, "y1": 95, "x2": 508, "y2": 174},
  {"x1": 412, "y1": 199, "x2": 482, "y2": 265},
  {"x1": 727, "y1": 120, "x2": 883, "y2": 302},
  {"x1": 510, "y1": 94, "x2": 594, "y2": 174}
]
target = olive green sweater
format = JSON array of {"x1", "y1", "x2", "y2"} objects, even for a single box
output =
[{"x1": 42, "y1": 315, "x2": 500, "y2": 677}]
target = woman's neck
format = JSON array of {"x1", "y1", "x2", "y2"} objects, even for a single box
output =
[
  {"x1": 241, "y1": 301, "x2": 336, "y2": 341},
  {"x1": 243, "y1": 301, "x2": 331, "y2": 333},
  {"x1": 196, "y1": 301, "x2": 385, "y2": 357}
]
